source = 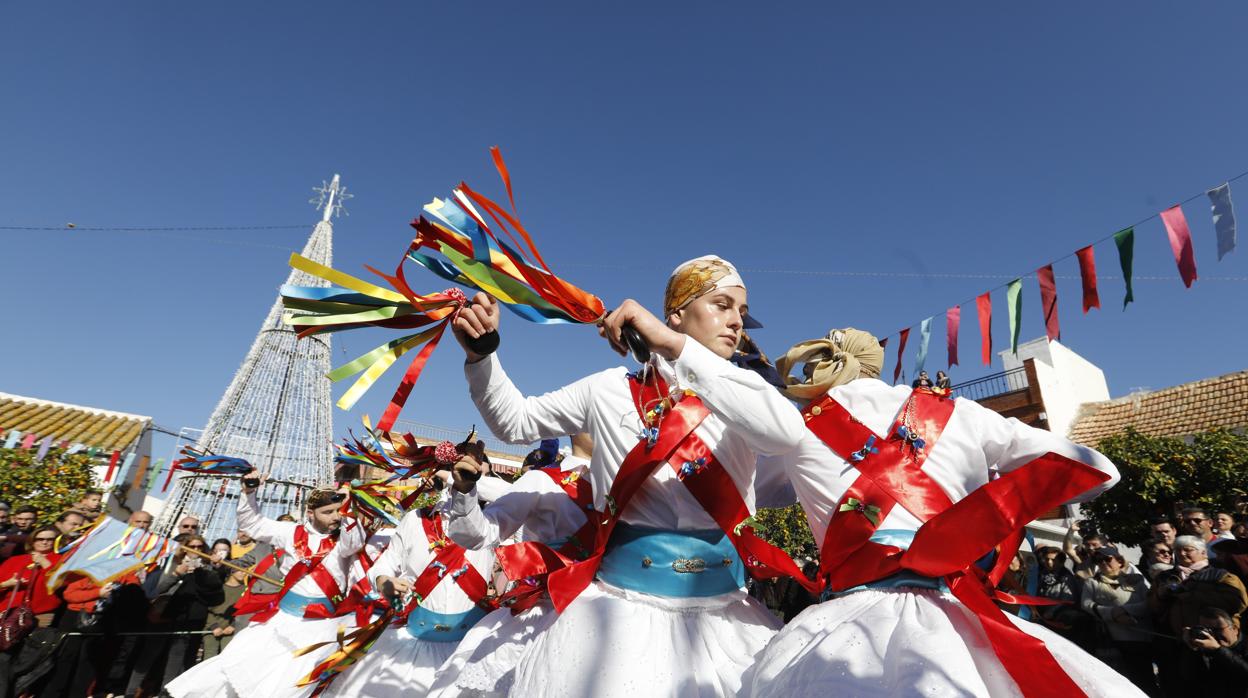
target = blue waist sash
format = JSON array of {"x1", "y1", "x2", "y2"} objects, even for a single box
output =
[
  {"x1": 823, "y1": 529, "x2": 947, "y2": 600},
  {"x1": 278, "y1": 591, "x2": 335, "y2": 617},
  {"x1": 597, "y1": 523, "x2": 745, "y2": 598},
  {"x1": 404, "y1": 605, "x2": 488, "y2": 642}
]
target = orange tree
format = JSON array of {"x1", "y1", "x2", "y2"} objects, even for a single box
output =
[
  {"x1": 753, "y1": 503, "x2": 818, "y2": 561},
  {"x1": 0, "y1": 447, "x2": 98, "y2": 523},
  {"x1": 1080, "y1": 428, "x2": 1248, "y2": 545}
]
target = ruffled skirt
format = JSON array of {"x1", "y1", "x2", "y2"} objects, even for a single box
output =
[
  {"x1": 321, "y1": 625, "x2": 458, "y2": 697},
  {"x1": 427, "y1": 604, "x2": 559, "y2": 697},
  {"x1": 745, "y1": 587, "x2": 1147, "y2": 697},
  {"x1": 509, "y1": 580, "x2": 781, "y2": 697}
]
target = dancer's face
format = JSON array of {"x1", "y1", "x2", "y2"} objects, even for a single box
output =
[
  {"x1": 308, "y1": 502, "x2": 343, "y2": 534},
  {"x1": 668, "y1": 287, "x2": 747, "y2": 360}
]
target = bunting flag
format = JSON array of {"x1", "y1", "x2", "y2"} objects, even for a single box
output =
[
  {"x1": 946, "y1": 306, "x2": 960, "y2": 368},
  {"x1": 3, "y1": 431, "x2": 18, "y2": 449},
  {"x1": 1208, "y1": 183, "x2": 1238, "y2": 260},
  {"x1": 976, "y1": 292, "x2": 992, "y2": 365},
  {"x1": 143, "y1": 459, "x2": 166, "y2": 490},
  {"x1": 104, "y1": 451, "x2": 122, "y2": 482},
  {"x1": 129, "y1": 455, "x2": 151, "y2": 491},
  {"x1": 1036, "y1": 265, "x2": 1060, "y2": 342},
  {"x1": 1113, "y1": 227, "x2": 1135, "y2": 309},
  {"x1": 914, "y1": 317, "x2": 933, "y2": 375},
  {"x1": 1159, "y1": 205, "x2": 1198, "y2": 287},
  {"x1": 35, "y1": 436, "x2": 52, "y2": 462},
  {"x1": 1006, "y1": 278, "x2": 1023, "y2": 355},
  {"x1": 892, "y1": 328, "x2": 911, "y2": 384},
  {"x1": 1075, "y1": 245, "x2": 1100, "y2": 313},
  {"x1": 45, "y1": 518, "x2": 175, "y2": 593},
  {"x1": 87, "y1": 447, "x2": 99, "y2": 458},
  {"x1": 20, "y1": 433, "x2": 37, "y2": 450},
  {"x1": 284, "y1": 148, "x2": 607, "y2": 432}
]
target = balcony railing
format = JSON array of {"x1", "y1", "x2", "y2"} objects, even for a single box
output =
[{"x1": 949, "y1": 366, "x2": 1028, "y2": 402}]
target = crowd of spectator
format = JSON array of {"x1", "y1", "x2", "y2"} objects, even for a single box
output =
[
  {"x1": 1022, "y1": 508, "x2": 1248, "y2": 697},
  {"x1": 0, "y1": 495, "x2": 281, "y2": 697}
]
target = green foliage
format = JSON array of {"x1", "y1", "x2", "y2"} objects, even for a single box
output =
[
  {"x1": 753, "y1": 503, "x2": 818, "y2": 561},
  {"x1": 0, "y1": 447, "x2": 99, "y2": 524},
  {"x1": 1080, "y1": 428, "x2": 1248, "y2": 545}
]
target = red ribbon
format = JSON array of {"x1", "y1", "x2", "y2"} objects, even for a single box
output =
[
  {"x1": 1160, "y1": 204, "x2": 1199, "y2": 288},
  {"x1": 976, "y1": 292, "x2": 993, "y2": 365},
  {"x1": 104, "y1": 451, "x2": 121, "y2": 483},
  {"x1": 1075, "y1": 245, "x2": 1101, "y2": 314},
  {"x1": 1036, "y1": 264, "x2": 1060, "y2": 342}
]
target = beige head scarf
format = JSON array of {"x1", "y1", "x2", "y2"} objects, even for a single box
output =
[{"x1": 775, "y1": 328, "x2": 884, "y2": 401}]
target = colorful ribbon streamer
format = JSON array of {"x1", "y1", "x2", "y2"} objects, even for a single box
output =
[{"x1": 164, "y1": 447, "x2": 254, "y2": 491}]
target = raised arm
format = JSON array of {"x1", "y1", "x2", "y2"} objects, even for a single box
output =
[
  {"x1": 236, "y1": 488, "x2": 293, "y2": 548},
  {"x1": 447, "y1": 471, "x2": 548, "y2": 550},
  {"x1": 464, "y1": 354, "x2": 595, "y2": 444}
]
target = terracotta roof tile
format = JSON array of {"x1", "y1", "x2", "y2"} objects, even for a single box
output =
[
  {"x1": 0, "y1": 393, "x2": 151, "y2": 452},
  {"x1": 1068, "y1": 370, "x2": 1248, "y2": 446}
]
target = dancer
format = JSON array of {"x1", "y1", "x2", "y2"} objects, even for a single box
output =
[
  {"x1": 745, "y1": 329, "x2": 1145, "y2": 697},
  {"x1": 322, "y1": 440, "x2": 507, "y2": 697},
  {"x1": 166, "y1": 476, "x2": 365, "y2": 698},
  {"x1": 448, "y1": 255, "x2": 807, "y2": 696},
  {"x1": 428, "y1": 433, "x2": 596, "y2": 696}
]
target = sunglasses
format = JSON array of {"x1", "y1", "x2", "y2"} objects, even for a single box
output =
[
  {"x1": 180, "y1": 524, "x2": 200, "y2": 529},
  {"x1": 1183, "y1": 518, "x2": 1208, "y2": 523}
]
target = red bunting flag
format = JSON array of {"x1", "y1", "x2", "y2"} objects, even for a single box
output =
[
  {"x1": 1037, "y1": 265, "x2": 1060, "y2": 342},
  {"x1": 893, "y1": 328, "x2": 910, "y2": 384},
  {"x1": 976, "y1": 292, "x2": 992, "y2": 366},
  {"x1": 1075, "y1": 245, "x2": 1100, "y2": 313},
  {"x1": 1160, "y1": 205, "x2": 1198, "y2": 287},
  {"x1": 104, "y1": 450, "x2": 122, "y2": 482},
  {"x1": 946, "y1": 306, "x2": 960, "y2": 368}
]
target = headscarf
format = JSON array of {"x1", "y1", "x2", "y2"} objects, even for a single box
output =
[
  {"x1": 775, "y1": 328, "x2": 884, "y2": 401},
  {"x1": 663, "y1": 255, "x2": 761, "y2": 328}
]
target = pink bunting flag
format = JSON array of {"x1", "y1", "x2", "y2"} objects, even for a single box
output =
[
  {"x1": 1160, "y1": 205, "x2": 1198, "y2": 287},
  {"x1": 976, "y1": 292, "x2": 992, "y2": 366},
  {"x1": 892, "y1": 328, "x2": 910, "y2": 384},
  {"x1": 1037, "y1": 265, "x2": 1060, "y2": 342},
  {"x1": 946, "y1": 306, "x2": 960, "y2": 368},
  {"x1": 20, "y1": 433, "x2": 37, "y2": 450}
]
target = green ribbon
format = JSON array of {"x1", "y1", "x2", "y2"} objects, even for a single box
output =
[
  {"x1": 1006, "y1": 277, "x2": 1022, "y2": 355},
  {"x1": 1114, "y1": 227, "x2": 1135, "y2": 309},
  {"x1": 838, "y1": 497, "x2": 881, "y2": 527}
]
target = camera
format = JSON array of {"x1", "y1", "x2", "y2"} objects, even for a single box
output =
[
  {"x1": 1191, "y1": 625, "x2": 1212, "y2": 639},
  {"x1": 242, "y1": 477, "x2": 261, "y2": 489}
]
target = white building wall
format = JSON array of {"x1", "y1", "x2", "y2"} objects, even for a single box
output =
[{"x1": 999, "y1": 338, "x2": 1110, "y2": 438}]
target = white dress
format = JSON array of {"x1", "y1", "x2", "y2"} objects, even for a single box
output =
[
  {"x1": 429, "y1": 457, "x2": 592, "y2": 697},
  {"x1": 460, "y1": 338, "x2": 805, "y2": 697},
  {"x1": 166, "y1": 492, "x2": 366, "y2": 698},
  {"x1": 322, "y1": 507, "x2": 498, "y2": 697},
  {"x1": 745, "y1": 379, "x2": 1146, "y2": 698}
]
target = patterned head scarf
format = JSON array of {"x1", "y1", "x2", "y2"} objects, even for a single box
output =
[{"x1": 663, "y1": 255, "x2": 762, "y2": 328}]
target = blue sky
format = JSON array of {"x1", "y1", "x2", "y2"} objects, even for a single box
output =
[{"x1": 2, "y1": 3, "x2": 1245, "y2": 472}]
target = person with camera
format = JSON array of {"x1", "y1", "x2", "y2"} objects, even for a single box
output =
[
  {"x1": 165, "y1": 472, "x2": 365, "y2": 698},
  {"x1": 1184, "y1": 606, "x2": 1248, "y2": 697},
  {"x1": 1063, "y1": 520, "x2": 1110, "y2": 580},
  {"x1": 126, "y1": 534, "x2": 226, "y2": 693}
]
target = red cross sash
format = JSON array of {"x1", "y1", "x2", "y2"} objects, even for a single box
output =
[
  {"x1": 804, "y1": 388, "x2": 1111, "y2": 698},
  {"x1": 393, "y1": 510, "x2": 495, "y2": 621},
  {"x1": 235, "y1": 526, "x2": 347, "y2": 623}
]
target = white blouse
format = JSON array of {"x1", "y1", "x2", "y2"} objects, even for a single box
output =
[
  {"x1": 367, "y1": 508, "x2": 498, "y2": 615},
  {"x1": 237, "y1": 492, "x2": 366, "y2": 599}
]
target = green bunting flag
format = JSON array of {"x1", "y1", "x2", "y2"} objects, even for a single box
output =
[
  {"x1": 1113, "y1": 227, "x2": 1135, "y2": 309},
  {"x1": 1006, "y1": 278, "x2": 1023, "y2": 355}
]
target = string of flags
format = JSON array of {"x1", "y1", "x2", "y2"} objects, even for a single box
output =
[{"x1": 885, "y1": 179, "x2": 1239, "y2": 382}]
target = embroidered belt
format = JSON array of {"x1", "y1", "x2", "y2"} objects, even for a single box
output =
[
  {"x1": 821, "y1": 529, "x2": 947, "y2": 600},
  {"x1": 403, "y1": 605, "x2": 488, "y2": 642},
  {"x1": 278, "y1": 591, "x2": 335, "y2": 618},
  {"x1": 596, "y1": 524, "x2": 745, "y2": 598}
]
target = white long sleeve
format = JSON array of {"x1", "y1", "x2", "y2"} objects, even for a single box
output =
[
  {"x1": 446, "y1": 469, "x2": 588, "y2": 550},
  {"x1": 237, "y1": 491, "x2": 296, "y2": 549}
]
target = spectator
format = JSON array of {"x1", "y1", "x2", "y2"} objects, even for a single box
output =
[
  {"x1": 72, "y1": 489, "x2": 104, "y2": 521},
  {"x1": 0, "y1": 526, "x2": 63, "y2": 627},
  {"x1": 201, "y1": 562, "x2": 251, "y2": 661},
  {"x1": 1150, "y1": 516, "x2": 1178, "y2": 547},
  {"x1": 231, "y1": 529, "x2": 256, "y2": 559},
  {"x1": 1183, "y1": 606, "x2": 1248, "y2": 697},
  {"x1": 52, "y1": 510, "x2": 87, "y2": 540},
  {"x1": 0, "y1": 506, "x2": 27, "y2": 563},
  {"x1": 1063, "y1": 521, "x2": 1108, "y2": 579},
  {"x1": 10, "y1": 507, "x2": 36, "y2": 534},
  {"x1": 176, "y1": 515, "x2": 201, "y2": 535},
  {"x1": 1080, "y1": 547, "x2": 1157, "y2": 694},
  {"x1": 1141, "y1": 538, "x2": 1175, "y2": 582},
  {"x1": 39, "y1": 569, "x2": 140, "y2": 696},
  {"x1": 911, "y1": 370, "x2": 933, "y2": 388},
  {"x1": 1154, "y1": 537, "x2": 1248, "y2": 638},
  {"x1": 0, "y1": 503, "x2": 10, "y2": 529},
  {"x1": 935, "y1": 370, "x2": 951, "y2": 390},
  {"x1": 997, "y1": 552, "x2": 1030, "y2": 617},
  {"x1": 211, "y1": 538, "x2": 232, "y2": 561},
  {"x1": 126, "y1": 534, "x2": 225, "y2": 692},
  {"x1": 1212, "y1": 530, "x2": 1248, "y2": 590},
  {"x1": 276, "y1": 513, "x2": 296, "y2": 523},
  {"x1": 1181, "y1": 507, "x2": 1217, "y2": 544},
  {"x1": 1215, "y1": 512, "x2": 1238, "y2": 541},
  {"x1": 1034, "y1": 546, "x2": 1093, "y2": 648},
  {"x1": 127, "y1": 510, "x2": 154, "y2": 530}
]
